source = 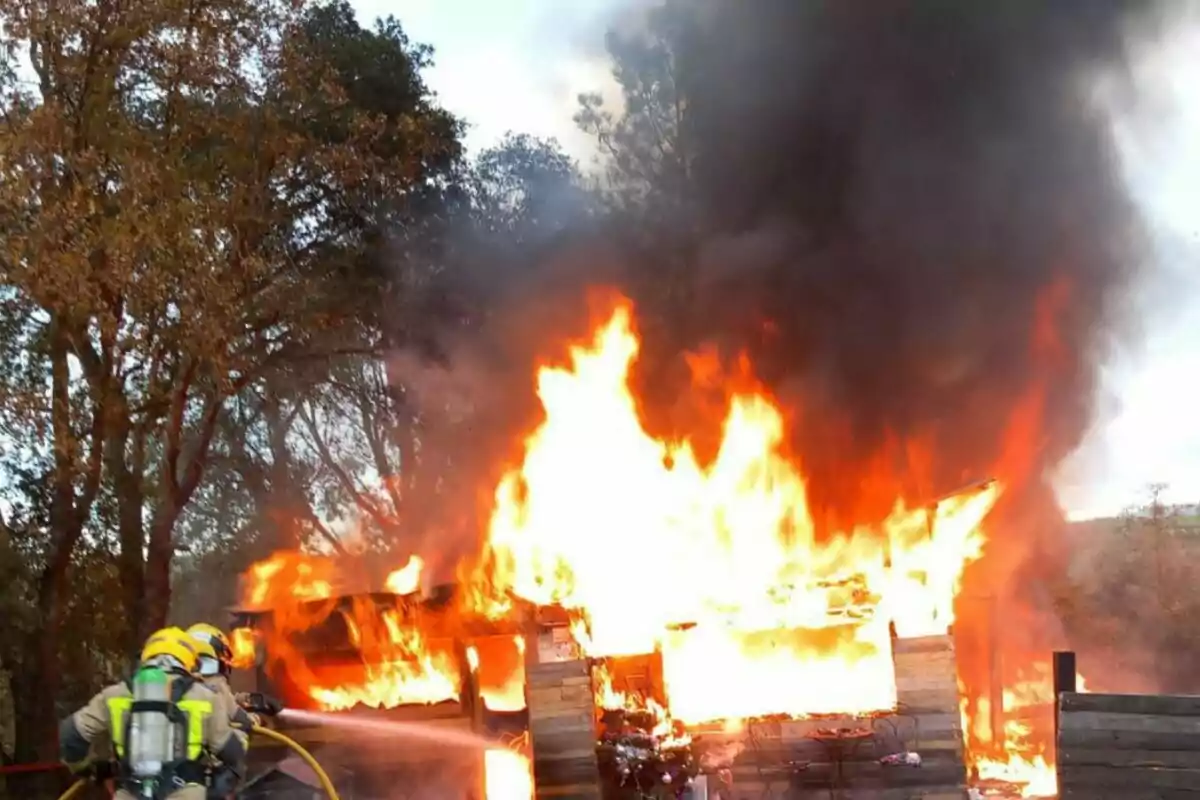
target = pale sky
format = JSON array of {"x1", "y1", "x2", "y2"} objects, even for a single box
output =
[
  {"x1": 1056, "y1": 12, "x2": 1200, "y2": 518},
  {"x1": 352, "y1": 0, "x2": 623, "y2": 160},
  {"x1": 357, "y1": 1, "x2": 1200, "y2": 520}
]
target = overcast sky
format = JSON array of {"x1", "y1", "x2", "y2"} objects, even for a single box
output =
[
  {"x1": 357, "y1": 1, "x2": 1200, "y2": 519},
  {"x1": 351, "y1": 0, "x2": 621, "y2": 159}
]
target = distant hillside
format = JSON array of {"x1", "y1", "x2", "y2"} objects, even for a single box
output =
[{"x1": 1068, "y1": 503, "x2": 1200, "y2": 535}]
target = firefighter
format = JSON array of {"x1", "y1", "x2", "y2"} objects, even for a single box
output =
[
  {"x1": 186, "y1": 623, "x2": 268, "y2": 799},
  {"x1": 186, "y1": 624, "x2": 257, "y2": 735},
  {"x1": 186, "y1": 622, "x2": 283, "y2": 726},
  {"x1": 184, "y1": 633, "x2": 248, "y2": 800},
  {"x1": 58, "y1": 626, "x2": 247, "y2": 800}
]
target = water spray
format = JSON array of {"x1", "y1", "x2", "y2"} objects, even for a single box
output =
[
  {"x1": 276, "y1": 709, "x2": 534, "y2": 799},
  {"x1": 278, "y1": 708, "x2": 502, "y2": 750}
]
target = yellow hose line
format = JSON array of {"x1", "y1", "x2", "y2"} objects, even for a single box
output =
[
  {"x1": 54, "y1": 725, "x2": 341, "y2": 800},
  {"x1": 56, "y1": 778, "x2": 87, "y2": 800},
  {"x1": 252, "y1": 724, "x2": 341, "y2": 800}
]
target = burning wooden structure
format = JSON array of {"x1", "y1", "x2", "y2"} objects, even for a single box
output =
[
  {"x1": 226, "y1": 475, "x2": 998, "y2": 798},
  {"x1": 232, "y1": 583, "x2": 969, "y2": 798},
  {"x1": 525, "y1": 612, "x2": 968, "y2": 799},
  {"x1": 220, "y1": 298, "x2": 1013, "y2": 799},
  {"x1": 228, "y1": 585, "x2": 530, "y2": 799}
]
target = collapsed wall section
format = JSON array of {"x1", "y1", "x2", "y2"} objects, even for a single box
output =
[{"x1": 525, "y1": 628, "x2": 967, "y2": 799}]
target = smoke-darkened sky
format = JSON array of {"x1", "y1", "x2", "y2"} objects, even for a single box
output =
[
  {"x1": 667, "y1": 0, "x2": 1146, "y2": 524},
  {"x1": 360, "y1": 0, "x2": 1200, "y2": 518}
]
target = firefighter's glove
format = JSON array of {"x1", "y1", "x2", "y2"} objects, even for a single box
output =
[
  {"x1": 66, "y1": 759, "x2": 113, "y2": 782},
  {"x1": 262, "y1": 694, "x2": 284, "y2": 716},
  {"x1": 240, "y1": 692, "x2": 284, "y2": 717}
]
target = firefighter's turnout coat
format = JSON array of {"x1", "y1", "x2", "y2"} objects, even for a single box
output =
[
  {"x1": 60, "y1": 675, "x2": 247, "y2": 800},
  {"x1": 197, "y1": 674, "x2": 254, "y2": 799},
  {"x1": 199, "y1": 674, "x2": 254, "y2": 745}
]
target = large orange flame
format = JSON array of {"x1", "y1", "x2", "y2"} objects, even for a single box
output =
[
  {"x1": 966, "y1": 662, "x2": 1091, "y2": 798},
  {"x1": 485, "y1": 747, "x2": 533, "y2": 799},
  {"x1": 239, "y1": 551, "x2": 462, "y2": 710},
  {"x1": 466, "y1": 301, "x2": 998, "y2": 723}
]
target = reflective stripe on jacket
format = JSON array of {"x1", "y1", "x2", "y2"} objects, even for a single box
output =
[
  {"x1": 60, "y1": 676, "x2": 247, "y2": 793},
  {"x1": 105, "y1": 692, "x2": 213, "y2": 761}
]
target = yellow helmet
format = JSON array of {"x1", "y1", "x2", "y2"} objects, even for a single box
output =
[
  {"x1": 187, "y1": 623, "x2": 233, "y2": 676},
  {"x1": 140, "y1": 627, "x2": 200, "y2": 673}
]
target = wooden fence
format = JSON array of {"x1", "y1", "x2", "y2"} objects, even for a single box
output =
[{"x1": 1055, "y1": 653, "x2": 1200, "y2": 798}]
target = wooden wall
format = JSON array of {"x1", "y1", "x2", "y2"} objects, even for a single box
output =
[
  {"x1": 1057, "y1": 691, "x2": 1200, "y2": 798},
  {"x1": 526, "y1": 658, "x2": 602, "y2": 799},
  {"x1": 528, "y1": 633, "x2": 604, "y2": 800},
  {"x1": 893, "y1": 634, "x2": 966, "y2": 778}
]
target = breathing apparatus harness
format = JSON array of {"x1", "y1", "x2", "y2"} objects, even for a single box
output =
[{"x1": 112, "y1": 662, "x2": 210, "y2": 799}]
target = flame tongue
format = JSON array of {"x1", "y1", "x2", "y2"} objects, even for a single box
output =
[
  {"x1": 239, "y1": 552, "x2": 462, "y2": 710},
  {"x1": 967, "y1": 664, "x2": 1091, "y2": 797},
  {"x1": 469, "y1": 300, "x2": 999, "y2": 723},
  {"x1": 385, "y1": 556, "x2": 424, "y2": 595},
  {"x1": 310, "y1": 601, "x2": 461, "y2": 711}
]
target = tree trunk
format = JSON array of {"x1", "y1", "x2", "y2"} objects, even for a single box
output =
[
  {"x1": 108, "y1": 410, "x2": 146, "y2": 658},
  {"x1": 16, "y1": 322, "x2": 92, "y2": 762},
  {"x1": 13, "y1": 521, "x2": 78, "y2": 764},
  {"x1": 263, "y1": 390, "x2": 301, "y2": 550},
  {"x1": 139, "y1": 503, "x2": 179, "y2": 642},
  {"x1": 10, "y1": 651, "x2": 73, "y2": 796},
  {"x1": 140, "y1": 383, "x2": 226, "y2": 640},
  {"x1": 10, "y1": 638, "x2": 56, "y2": 762}
]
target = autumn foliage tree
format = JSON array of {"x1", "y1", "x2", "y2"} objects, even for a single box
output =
[{"x1": 0, "y1": 0, "x2": 464, "y2": 760}]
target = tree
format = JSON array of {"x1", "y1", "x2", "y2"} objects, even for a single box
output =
[
  {"x1": 572, "y1": 0, "x2": 707, "y2": 374},
  {"x1": 574, "y1": 0, "x2": 696, "y2": 225},
  {"x1": 1059, "y1": 487, "x2": 1200, "y2": 693},
  {"x1": 285, "y1": 133, "x2": 598, "y2": 575},
  {"x1": 471, "y1": 132, "x2": 595, "y2": 244},
  {"x1": 0, "y1": 0, "x2": 463, "y2": 758}
]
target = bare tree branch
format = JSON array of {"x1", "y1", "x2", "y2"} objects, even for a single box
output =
[{"x1": 299, "y1": 400, "x2": 392, "y2": 532}]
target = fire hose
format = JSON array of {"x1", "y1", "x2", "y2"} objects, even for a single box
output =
[
  {"x1": 53, "y1": 725, "x2": 341, "y2": 800},
  {"x1": 250, "y1": 724, "x2": 341, "y2": 800},
  {"x1": 55, "y1": 779, "x2": 87, "y2": 800}
]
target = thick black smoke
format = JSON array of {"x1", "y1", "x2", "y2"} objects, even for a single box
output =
[{"x1": 669, "y1": 0, "x2": 1147, "y2": 523}]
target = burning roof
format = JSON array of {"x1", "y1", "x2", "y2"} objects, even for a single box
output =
[{"x1": 231, "y1": 553, "x2": 430, "y2": 615}]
